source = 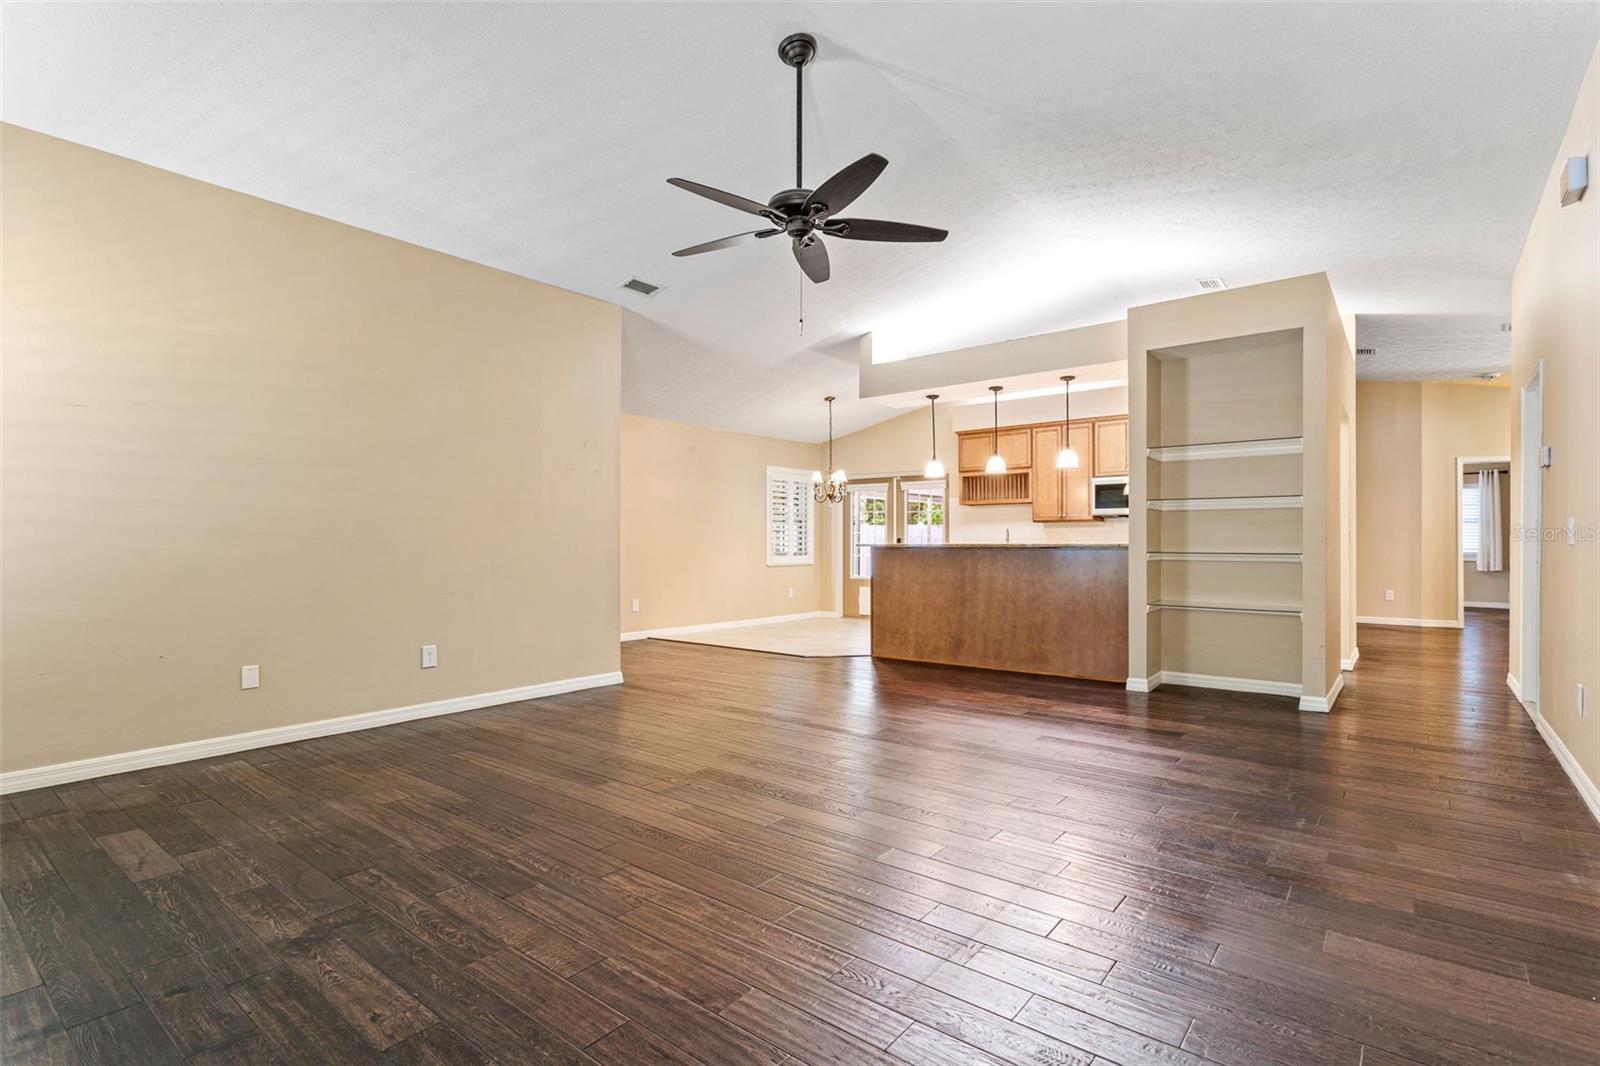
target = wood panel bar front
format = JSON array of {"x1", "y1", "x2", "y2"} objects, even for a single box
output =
[{"x1": 870, "y1": 545, "x2": 1129, "y2": 683}]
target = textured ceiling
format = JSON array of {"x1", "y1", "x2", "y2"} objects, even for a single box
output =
[
  {"x1": 1354, "y1": 314, "x2": 1513, "y2": 381},
  {"x1": 3, "y1": 2, "x2": 1594, "y2": 441}
]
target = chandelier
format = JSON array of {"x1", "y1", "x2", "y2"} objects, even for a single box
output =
[{"x1": 813, "y1": 396, "x2": 848, "y2": 503}]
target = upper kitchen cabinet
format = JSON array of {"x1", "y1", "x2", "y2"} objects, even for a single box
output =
[{"x1": 1092, "y1": 416, "x2": 1129, "y2": 477}]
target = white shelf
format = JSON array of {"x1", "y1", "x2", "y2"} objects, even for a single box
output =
[
  {"x1": 1147, "y1": 495, "x2": 1303, "y2": 512},
  {"x1": 1147, "y1": 601, "x2": 1302, "y2": 617},
  {"x1": 1146, "y1": 552, "x2": 1302, "y2": 563},
  {"x1": 1147, "y1": 437, "x2": 1303, "y2": 462}
]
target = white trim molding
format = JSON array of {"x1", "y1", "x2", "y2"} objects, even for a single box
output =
[
  {"x1": 1356, "y1": 616, "x2": 1463, "y2": 629},
  {"x1": 0, "y1": 671, "x2": 623, "y2": 796},
  {"x1": 1340, "y1": 646, "x2": 1360, "y2": 672},
  {"x1": 621, "y1": 610, "x2": 830, "y2": 642},
  {"x1": 1464, "y1": 601, "x2": 1511, "y2": 610},
  {"x1": 1298, "y1": 672, "x2": 1345, "y2": 713},
  {"x1": 1141, "y1": 670, "x2": 1303, "y2": 699},
  {"x1": 1124, "y1": 674, "x2": 1160, "y2": 693},
  {"x1": 1508, "y1": 675, "x2": 1600, "y2": 825}
]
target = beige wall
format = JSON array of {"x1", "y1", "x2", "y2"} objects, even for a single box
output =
[
  {"x1": 1, "y1": 126, "x2": 622, "y2": 774},
  {"x1": 619, "y1": 414, "x2": 827, "y2": 632},
  {"x1": 1356, "y1": 381, "x2": 1509, "y2": 622},
  {"x1": 1509, "y1": 43, "x2": 1598, "y2": 796}
]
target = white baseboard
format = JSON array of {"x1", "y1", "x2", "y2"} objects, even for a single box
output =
[
  {"x1": 1508, "y1": 676, "x2": 1600, "y2": 826},
  {"x1": 621, "y1": 610, "x2": 830, "y2": 642},
  {"x1": 1340, "y1": 646, "x2": 1360, "y2": 672},
  {"x1": 0, "y1": 671, "x2": 623, "y2": 796},
  {"x1": 1124, "y1": 674, "x2": 1159, "y2": 693},
  {"x1": 1357, "y1": 615, "x2": 1463, "y2": 629},
  {"x1": 1298, "y1": 671, "x2": 1344, "y2": 713},
  {"x1": 1464, "y1": 601, "x2": 1511, "y2": 610},
  {"x1": 1143, "y1": 670, "x2": 1303, "y2": 699}
]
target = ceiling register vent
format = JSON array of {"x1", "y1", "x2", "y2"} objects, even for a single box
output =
[
  {"x1": 1356, "y1": 347, "x2": 1377, "y2": 356},
  {"x1": 619, "y1": 277, "x2": 662, "y2": 297},
  {"x1": 1195, "y1": 277, "x2": 1227, "y2": 291}
]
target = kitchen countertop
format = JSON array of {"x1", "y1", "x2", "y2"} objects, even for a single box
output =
[{"x1": 874, "y1": 543, "x2": 1128, "y2": 549}]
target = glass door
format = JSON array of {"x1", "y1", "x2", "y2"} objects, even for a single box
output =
[
  {"x1": 843, "y1": 482, "x2": 891, "y2": 617},
  {"x1": 900, "y1": 479, "x2": 946, "y2": 545}
]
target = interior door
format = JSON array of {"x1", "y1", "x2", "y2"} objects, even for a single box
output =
[{"x1": 843, "y1": 481, "x2": 893, "y2": 617}]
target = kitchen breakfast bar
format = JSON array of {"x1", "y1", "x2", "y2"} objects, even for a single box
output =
[{"x1": 869, "y1": 544, "x2": 1129, "y2": 683}]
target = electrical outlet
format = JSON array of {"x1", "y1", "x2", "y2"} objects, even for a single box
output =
[
  {"x1": 630, "y1": 598, "x2": 640, "y2": 613},
  {"x1": 787, "y1": 587, "x2": 795, "y2": 599},
  {"x1": 241, "y1": 665, "x2": 259, "y2": 690},
  {"x1": 420, "y1": 644, "x2": 438, "y2": 669},
  {"x1": 1385, "y1": 589, "x2": 1395, "y2": 602}
]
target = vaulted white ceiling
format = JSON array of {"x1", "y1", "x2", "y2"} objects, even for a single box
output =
[{"x1": 4, "y1": 3, "x2": 1594, "y2": 440}]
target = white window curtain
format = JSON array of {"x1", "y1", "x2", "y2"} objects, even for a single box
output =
[{"x1": 1476, "y1": 469, "x2": 1504, "y2": 573}]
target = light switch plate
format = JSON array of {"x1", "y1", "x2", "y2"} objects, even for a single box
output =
[
  {"x1": 241, "y1": 665, "x2": 259, "y2": 690},
  {"x1": 630, "y1": 599, "x2": 640, "y2": 613},
  {"x1": 421, "y1": 644, "x2": 438, "y2": 669}
]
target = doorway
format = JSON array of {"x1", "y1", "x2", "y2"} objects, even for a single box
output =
[
  {"x1": 841, "y1": 476, "x2": 947, "y2": 617},
  {"x1": 1519, "y1": 362, "x2": 1543, "y2": 707}
]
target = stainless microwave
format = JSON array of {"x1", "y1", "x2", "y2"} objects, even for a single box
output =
[{"x1": 1091, "y1": 476, "x2": 1130, "y2": 517}]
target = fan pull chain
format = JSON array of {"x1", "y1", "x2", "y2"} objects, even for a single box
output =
[{"x1": 798, "y1": 271, "x2": 805, "y2": 336}]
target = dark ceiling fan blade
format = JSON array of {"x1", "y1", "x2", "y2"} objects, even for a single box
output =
[
  {"x1": 829, "y1": 218, "x2": 948, "y2": 243},
  {"x1": 804, "y1": 153, "x2": 887, "y2": 217},
  {"x1": 792, "y1": 237, "x2": 830, "y2": 283},
  {"x1": 671, "y1": 229, "x2": 782, "y2": 257},
  {"x1": 666, "y1": 178, "x2": 774, "y2": 217}
]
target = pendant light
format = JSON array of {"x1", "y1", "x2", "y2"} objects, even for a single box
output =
[
  {"x1": 922, "y1": 394, "x2": 945, "y2": 478},
  {"x1": 984, "y1": 385, "x2": 1007, "y2": 474},
  {"x1": 812, "y1": 396, "x2": 848, "y2": 503},
  {"x1": 1055, "y1": 374, "x2": 1080, "y2": 469}
]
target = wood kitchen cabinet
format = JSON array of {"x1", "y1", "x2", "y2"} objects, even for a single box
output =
[
  {"x1": 1092, "y1": 416, "x2": 1129, "y2": 477},
  {"x1": 957, "y1": 415, "x2": 1125, "y2": 516},
  {"x1": 958, "y1": 427, "x2": 1031, "y2": 473},
  {"x1": 1030, "y1": 422, "x2": 1094, "y2": 521}
]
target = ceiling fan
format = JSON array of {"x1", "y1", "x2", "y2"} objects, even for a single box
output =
[{"x1": 668, "y1": 32, "x2": 948, "y2": 284}]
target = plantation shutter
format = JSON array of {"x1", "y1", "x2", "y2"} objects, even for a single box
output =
[{"x1": 767, "y1": 467, "x2": 814, "y2": 565}]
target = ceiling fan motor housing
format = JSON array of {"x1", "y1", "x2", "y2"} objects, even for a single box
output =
[{"x1": 777, "y1": 33, "x2": 817, "y2": 68}]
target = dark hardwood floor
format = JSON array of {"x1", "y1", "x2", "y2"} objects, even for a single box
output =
[{"x1": 3, "y1": 608, "x2": 1596, "y2": 1064}]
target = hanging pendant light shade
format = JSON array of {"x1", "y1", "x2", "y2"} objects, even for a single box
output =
[
  {"x1": 985, "y1": 386, "x2": 1007, "y2": 474},
  {"x1": 922, "y1": 394, "x2": 945, "y2": 478},
  {"x1": 1055, "y1": 374, "x2": 1080, "y2": 470},
  {"x1": 812, "y1": 396, "x2": 848, "y2": 503}
]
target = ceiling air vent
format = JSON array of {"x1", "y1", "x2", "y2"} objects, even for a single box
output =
[
  {"x1": 618, "y1": 277, "x2": 662, "y2": 297},
  {"x1": 1195, "y1": 278, "x2": 1227, "y2": 291},
  {"x1": 1356, "y1": 347, "x2": 1377, "y2": 357},
  {"x1": 1500, "y1": 322, "x2": 1512, "y2": 332}
]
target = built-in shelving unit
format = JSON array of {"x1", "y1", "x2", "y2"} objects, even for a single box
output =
[
  {"x1": 1140, "y1": 326, "x2": 1309, "y2": 697},
  {"x1": 1147, "y1": 495, "x2": 1303, "y2": 511},
  {"x1": 1147, "y1": 436, "x2": 1304, "y2": 462},
  {"x1": 1147, "y1": 601, "x2": 1302, "y2": 616}
]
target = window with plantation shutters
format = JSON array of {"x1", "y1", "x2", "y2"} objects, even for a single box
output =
[{"x1": 767, "y1": 467, "x2": 815, "y2": 566}]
